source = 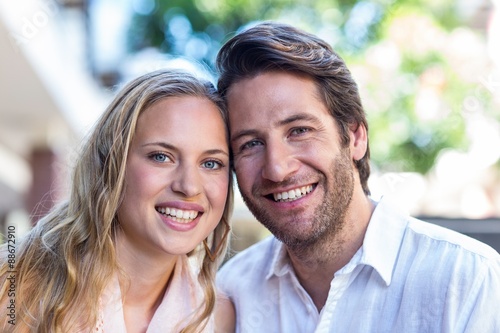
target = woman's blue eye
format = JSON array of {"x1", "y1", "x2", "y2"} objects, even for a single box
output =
[
  {"x1": 151, "y1": 153, "x2": 169, "y2": 162},
  {"x1": 202, "y1": 160, "x2": 222, "y2": 170}
]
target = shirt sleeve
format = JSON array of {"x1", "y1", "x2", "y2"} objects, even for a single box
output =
[{"x1": 460, "y1": 256, "x2": 500, "y2": 332}]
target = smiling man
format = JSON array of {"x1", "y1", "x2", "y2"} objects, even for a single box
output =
[{"x1": 215, "y1": 22, "x2": 500, "y2": 333}]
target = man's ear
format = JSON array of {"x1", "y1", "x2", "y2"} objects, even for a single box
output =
[{"x1": 349, "y1": 123, "x2": 368, "y2": 161}]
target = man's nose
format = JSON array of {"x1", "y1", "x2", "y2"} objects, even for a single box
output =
[{"x1": 261, "y1": 141, "x2": 299, "y2": 182}]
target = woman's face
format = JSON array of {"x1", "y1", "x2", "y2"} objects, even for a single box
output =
[{"x1": 116, "y1": 96, "x2": 229, "y2": 259}]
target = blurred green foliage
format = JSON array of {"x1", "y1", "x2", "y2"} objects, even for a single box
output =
[{"x1": 127, "y1": 0, "x2": 494, "y2": 174}]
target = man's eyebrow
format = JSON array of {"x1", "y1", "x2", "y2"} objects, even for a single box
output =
[
  {"x1": 276, "y1": 113, "x2": 321, "y2": 126},
  {"x1": 230, "y1": 129, "x2": 259, "y2": 143},
  {"x1": 231, "y1": 113, "x2": 321, "y2": 143}
]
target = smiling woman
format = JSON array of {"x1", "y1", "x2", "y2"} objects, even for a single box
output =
[{"x1": 0, "y1": 69, "x2": 234, "y2": 333}]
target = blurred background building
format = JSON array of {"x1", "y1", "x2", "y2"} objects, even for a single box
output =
[{"x1": 0, "y1": 0, "x2": 499, "y2": 251}]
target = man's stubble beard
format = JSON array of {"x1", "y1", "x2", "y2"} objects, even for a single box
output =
[{"x1": 239, "y1": 147, "x2": 355, "y2": 256}]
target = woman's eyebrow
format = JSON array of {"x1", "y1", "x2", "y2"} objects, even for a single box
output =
[
  {"x1": 142, "y1": 142, "x2": 229, "y2": 157},
  {"x1": 141, "y1": 142, "x2": 176, "y2": 150}
]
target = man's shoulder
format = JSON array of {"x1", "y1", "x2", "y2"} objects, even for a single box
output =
[
  {"x1": 406, "y1": 216, "x2": 499, "y2": 260},
  {"x1": 371, "y1": 197, "x2": 499, "y2": 261}
]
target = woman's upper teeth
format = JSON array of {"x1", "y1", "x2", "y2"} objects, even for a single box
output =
[
  {"x1": 156, "y1": 207, "x2": 199, "y2": 220},
  {"x1": 273, "y1": 185, "x2": 313, "y2": 202}
]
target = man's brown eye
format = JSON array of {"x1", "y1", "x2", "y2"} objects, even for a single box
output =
[
  {"x1": 241, "y1": 140, "x2": 263, "y2": 151},
  {"x1": 291, "y1": 127, "x2": 309, "y2": 135}
]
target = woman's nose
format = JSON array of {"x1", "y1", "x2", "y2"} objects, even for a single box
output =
[{"x1": 171, "y1": 164, "x2": 202, "y2": 197}]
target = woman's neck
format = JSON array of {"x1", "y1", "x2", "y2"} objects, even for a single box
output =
[{"x1": 114, "y1": 231, "x2": 179, "y2": 332}]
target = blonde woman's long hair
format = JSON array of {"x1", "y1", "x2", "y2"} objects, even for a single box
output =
[{"x1": 0, "y1": 69, "x2": 233, "y2": 332}]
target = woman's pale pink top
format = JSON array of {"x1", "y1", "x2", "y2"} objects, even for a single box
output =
[{"x1": 95, "y1": 255, "x2": 213, "y2": 332}]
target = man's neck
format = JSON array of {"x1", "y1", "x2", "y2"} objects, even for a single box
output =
[{"x1": 287, "y1": 196, "x2": 375, "y2": 311}]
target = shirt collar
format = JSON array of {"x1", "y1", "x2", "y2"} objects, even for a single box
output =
[
  {"x1": 265, "y1": 197, "x2": 408, "y2": 286},
  {"x1": 266, "y1": 237, "x2": 291, "y2": 279},
  {"x1": 359, "y1": 196, "x2": 409, "y2": 286}
]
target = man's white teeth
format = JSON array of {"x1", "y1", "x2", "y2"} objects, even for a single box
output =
[
  {"x1": 273, "y1": 185, "x2": 313, "y2": 202},
  {"x1": 156, "y1": 207, "x2": 199, "y2": 223}
]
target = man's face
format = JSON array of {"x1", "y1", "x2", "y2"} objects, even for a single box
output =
[{"x1": 227, "y1": 71, "x2": 356, "y2": 249}]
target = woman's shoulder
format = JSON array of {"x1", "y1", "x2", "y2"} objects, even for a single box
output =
[{"x1": 215, "y1": 293, "x2": 235, "y2": 333}]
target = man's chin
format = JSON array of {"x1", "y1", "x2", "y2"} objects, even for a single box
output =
[{"x1": 264, "y1": 223, "x2": 320, "y2": 247}]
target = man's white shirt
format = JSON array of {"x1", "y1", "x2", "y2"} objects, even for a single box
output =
[{"x1": 217, "y1": 197, "x2": 500, "y2": 332}]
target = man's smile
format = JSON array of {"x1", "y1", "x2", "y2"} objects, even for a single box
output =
[{"x1": 269, "y1": 184, "x2": 316, "y2": 202}]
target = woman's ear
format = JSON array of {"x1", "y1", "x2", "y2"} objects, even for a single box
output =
[{"x1": 349, "y1": 123, "x2": 368, "y2": 161}]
